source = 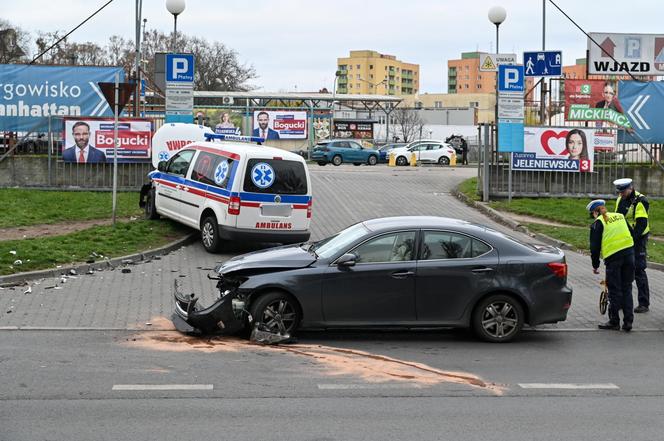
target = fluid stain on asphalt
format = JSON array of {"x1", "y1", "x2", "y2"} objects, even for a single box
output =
[{"x1": 124, "y1": 327, "x2": 502, "y2": 394}]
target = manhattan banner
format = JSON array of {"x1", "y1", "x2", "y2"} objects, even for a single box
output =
[
  {"x1": 0, "y1": 64, "x2": 125, "y2": 132},
  {"x1": 252, "y1": 110, "x2": 307, "y2": 140},
  {"x1": 62, "y1": 117, "x2": 153, "y2": 163},
  {"x1": 564, "y1": 79, "x2": 631, "y2": 129},
  {"x1": 513, "y1": 127, "x2": 602, "y2": 173}
]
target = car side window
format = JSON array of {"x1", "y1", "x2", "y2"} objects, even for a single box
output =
[
  {"x1": 192, "y1": 152, "x2": 234, "y2": 189},
  {"x1": 351, "y1": 231, "x2": 417, "y2": 263},
  {"x1": 420, "y1": 231, "x2": 491, "y2": 260},
  {"x1": 166, "y1": 149, "x2": 195, "y2": 176},
  {"x1": 337, "y1": 142, "x2": 350, "y2": 148},
  {"x1": 428, "y1": 144, "x2": 441, "y2": 151},
  {"x1": 350, "y1": 142, "x2": 362, "y2": 150}
]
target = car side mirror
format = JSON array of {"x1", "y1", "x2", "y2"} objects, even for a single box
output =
[
  {"x1": 157, "y1": 161, "x2": 168, "y2": 172},
  {"x1": 337, "y1": 253, "x2": 357, "y2": 267}
]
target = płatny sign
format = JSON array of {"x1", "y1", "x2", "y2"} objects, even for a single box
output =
[
  {"x1": 497, "y1": 65, "x2": 525, "y2": 153},
  {"x1": 0, "y1": 65, "x2": 124, "y2": 132},
  {"x1": 165, "y1": 53, "x2": 195, "y2": 124},
  {"x1": 588, "y1": 32, "x2": 664, "y2": 75}
]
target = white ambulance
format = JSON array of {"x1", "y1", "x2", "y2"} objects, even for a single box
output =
[{"x1": 140, "y1": 125, "x2": 312, "y2": 252}]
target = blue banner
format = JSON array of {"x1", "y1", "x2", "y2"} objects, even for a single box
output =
[
  {"x1": 618, "y1": 81, "x2": 664, "y2": 144},
  {"x1": 0, "y1": 64, "x2": 124, "y2": 132}
]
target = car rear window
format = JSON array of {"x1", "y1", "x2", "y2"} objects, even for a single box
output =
[
  {"x1": 191, "y1": 152, "x2": 235, "y2": 189},
  {"x1": 243, "y1": 158, "x2": 308, "y2": 195}
]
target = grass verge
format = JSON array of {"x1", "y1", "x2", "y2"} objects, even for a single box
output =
[
  {"x1": 0, "y1": 189, "x2": 143, "y2": 228},
  {"x1": 0, "y1": 219, "x2": 191, "y2": 276}
]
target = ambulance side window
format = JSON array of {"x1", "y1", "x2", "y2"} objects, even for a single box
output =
[
  {"x1": 166, "y1": 149, "x2": 195, "y2": 176},
  {"x1": 191, "y1": 152, "x2": 234, "y2": 189}
]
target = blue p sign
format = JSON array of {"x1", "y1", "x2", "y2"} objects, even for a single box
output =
[
  {"x1": 166, "y1": 54, "x2": 195, "y2": 83},
  {"x1": 498, "y1": 65, "x2": 524, "y2": 92}
]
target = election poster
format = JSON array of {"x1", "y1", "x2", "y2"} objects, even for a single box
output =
[
  {"x1": 62, "y1": 117, "x2": 153, "y2": 163},
  {"x1": 564, "y1": 79, "x2": 631, "y2": 129},
  {"x1": 252, "y1": 110, "x2": 307, "y2": 140},
  {"x1": 513, "y1": 127, "x2": 605, "y2": 173}
]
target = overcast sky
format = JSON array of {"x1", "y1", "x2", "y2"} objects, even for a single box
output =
[{"x1": 4, "y1": 0, "x2": 662, "y2": 93}]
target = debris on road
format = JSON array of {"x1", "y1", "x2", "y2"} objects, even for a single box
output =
[{"x1": 23, "y1": 286, "x2": 31, "y2": 295}]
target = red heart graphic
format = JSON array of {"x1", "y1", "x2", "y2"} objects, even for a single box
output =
[{"x1": 540, "y1": 129, "x2": 570, "y2": 155}]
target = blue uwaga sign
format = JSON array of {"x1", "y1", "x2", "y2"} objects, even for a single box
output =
[{"x1": 0, "y1": 64, "x2": 124, "y2": 132}]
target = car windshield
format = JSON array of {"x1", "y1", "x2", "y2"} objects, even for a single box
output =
[{"x1": 311, "y1": 222, "x2": 369, "y2": 259}]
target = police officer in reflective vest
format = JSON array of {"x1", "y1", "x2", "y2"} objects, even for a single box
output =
[
  {"x1": 613, "y1": 178, "x2": 650, "y2": 313},
  {"x1": 588, "y1": 199, "x2": 635, "y2": 331}
]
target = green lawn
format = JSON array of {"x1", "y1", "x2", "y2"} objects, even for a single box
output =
[
  {"x1": 0, "y1": 219, "x2": 191, "y2": 275},
  {"x1": 0, "y1": 189, "x2": 143, "y2": 228}
]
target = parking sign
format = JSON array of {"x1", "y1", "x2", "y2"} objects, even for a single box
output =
[
  {"x1": 166, "y1": 54, "x2": 195, "y2": 83},
  {"x1": 498, "y1": 65, "x2": 524, "y2": 93}
]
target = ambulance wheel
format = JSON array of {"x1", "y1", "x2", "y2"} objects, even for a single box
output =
[
  {"x1": 367, "y1": 155, "x2": 378, "y2": 166},
  {"x1": 438, "y1": 156, "x2": 450, "y2": 166},
  {"x1": 332, "y1": 155, "x2": 343, "y2": 166},
  {"x1": 201, "y1": 215, "x2": 222, "y2": 253},
  {"x1": 145, "y1": 188, "x2": 159, "y2": 220},
  {"x1": 396, "y1": 156, "x2": 408, "y2": 166}
]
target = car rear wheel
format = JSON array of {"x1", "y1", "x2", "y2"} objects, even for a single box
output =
[
  {"x1": 317, "y1": 161, "x2": 327, "y2": 166},
  {"x1": 332, "y1": 155, "x2": 343, "y2": 166},
  {"x1": 250, "y1": 291, "x2": 301, "y2": 336},
  {"x1": 438, "y1": 156, "x2": 450, "y2": 166},
  {"x1": 472, "y1": 294, "x2": 524, "y2": 343},
  {"x1": 396, "y1": 156, "x2": 408, "y2": 166},
  {"x1": 144, "y1": 188, "x2": 159, "y2": 220},
  {"x1": 201, "y1": 215, "x2": 222, "y2": 253},
  {"x1": 368, "y1": 155, "x2": 378, "y2": 166}
]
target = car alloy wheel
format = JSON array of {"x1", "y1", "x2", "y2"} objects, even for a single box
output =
[
  {"x1": 368, "y1": 155, "x2": 377, "y2": 166},
  {"x1": 396, "y1": 156, "x2": 408, "y2": 166},
  {"x1": 332, "y1": 155, "x2": 343, "y2": 166},
  {"x1": 201, "y1": 216, "x2": 222, "y2": 253},
  {"x1": 251, "y1": 292, "x2": 301, "y2": 335},
  {"x1": 473, "y1": 294, "x2": 523, "y2": 342},
  {"x1": 438, "y1": 156, "x2": 450, "y2": 166},
  {"x1": 144, "y1": 188, "x2": 159, "y2": 220}
]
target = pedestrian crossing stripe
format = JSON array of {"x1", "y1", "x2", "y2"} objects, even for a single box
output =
[{"x1": 482, "y1": 56, "x2": 496, "y2": 71}]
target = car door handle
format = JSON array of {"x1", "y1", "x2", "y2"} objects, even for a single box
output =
[
  {"x1": 391, "y1": 271, "x2": 415, "y2": 279},
  {"x1": 471, "y1": 267, "x2": 494, "y2": 273}
]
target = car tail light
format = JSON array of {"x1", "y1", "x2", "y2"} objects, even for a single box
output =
[
  {"x1": 547, "y1": 262, "x2": 567, "y2": 278},
  {"x1": 307, "y1": 200, "x2": 312, "y2": 218},
  {"x1": 228, "y1": 196, "x2": 241, "y2": 215}
]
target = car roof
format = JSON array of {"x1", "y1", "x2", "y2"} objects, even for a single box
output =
[
  {"x1": 188, "y1": 141, "x2": 305, "y2": 162},
  {"x1": 362, "y1": 216, "x2": 472, "y2": 231}
]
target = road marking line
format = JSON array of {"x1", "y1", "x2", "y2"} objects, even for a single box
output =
[
  {"x1": 318, "y1": 383, "x2": 425, "y2": 390},
  {"x1": 518, "y1": 383, "x2": 619, "y2": 390},
  {"x1": 112, "y1": 384, "x2": 213, "y2": 391}
]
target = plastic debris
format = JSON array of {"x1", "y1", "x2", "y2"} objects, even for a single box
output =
[
  {"x1": 145, "y1": 322, "x2": 152, "y2": 326},
  {"x1": 69, "y1": 269, "x2": 77, "y2": 276},
  {"x1": 23, "y1": 286, "x2": 31, "y2": 294},
  {"x1": 249, "y1": 323, "x2": 291, "y2": 345},
  {"x1": 121, "y1": 268, "x2": 131, "y2": 274},
  {"x1": 13, "y1": 260, "x2": 22, "y2": 266},
  {"x1": 60, "y1": 277, "x2": 67, "y2": 284},
  {"x1": 9, "y1": 250, "x2": 16, "y2": 255}
]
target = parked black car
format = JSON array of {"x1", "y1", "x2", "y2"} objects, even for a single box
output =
[{"x1": 174, "y1": 216, "x2": 572, "y2": 342}]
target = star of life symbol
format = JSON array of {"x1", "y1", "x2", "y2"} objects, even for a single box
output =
[
  {"x1": 214, "y1": 161, "x2": 229, "y2": 185},
  {"x1": 158, "y1": 151, "x2": 170, "y2": 161},
  {"x1": 251, "y1": 162, "x2": 274, "y2": 189}
]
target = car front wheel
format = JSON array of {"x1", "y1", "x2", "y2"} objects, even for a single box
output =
[
  {"x1": 438, "y1": 156, "x2": 450, "y2": 166},
  {"x1": 250, "y1": 291, "x2": 302, "y2": 336},
  {"x1": 472, "y1": 294, "x2": 524, "y2": 343},
  {"x1": 332, "y1": 155, "x2": 343, "y2": 166},
  {"x1": 367, "y1": 155, "x2": 378, "y2": 166},
  {"x1": 201, "y1": 215, "x2": 222, "y2": 253},
  {"x1": 144, "y1": 188, "x2": 159, "y2": 220}
]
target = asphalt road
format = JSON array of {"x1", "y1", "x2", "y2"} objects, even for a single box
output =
[{"x1": 2, "y1": 330, "x2": 664, "y2": 440}]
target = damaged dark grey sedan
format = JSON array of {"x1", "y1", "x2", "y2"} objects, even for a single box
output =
[{"x1": 174, "y1": 216, "x2": 572, "y2": 342}]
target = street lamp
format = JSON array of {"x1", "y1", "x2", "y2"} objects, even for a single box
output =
[
  {"x1": 486, "y1": 5, "x2": 506, "y2": 204},
  {"x1": 488, "y1": 6, "x2": 506, "y2": 53},
  {"x1": 166, "y1": 0, "x2": 186, "y2": 52}
]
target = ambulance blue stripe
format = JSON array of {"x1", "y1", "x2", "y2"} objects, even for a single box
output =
[{"x1": 238, "y1": 193, "x2": 310, "y2": 204}]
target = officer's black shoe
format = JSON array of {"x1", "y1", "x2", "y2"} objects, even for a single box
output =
[
  {"x1": 598, "y1": 321, "x2": 620, "y2": 330},
  {"x1": 634, "y1": 305, "x2": 649, "y2": 313},
  {"x1": 622, "y1": 323, "x2": 633, "y2": 332}
]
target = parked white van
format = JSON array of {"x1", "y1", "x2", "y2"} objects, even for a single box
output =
[{"x1": 140, "y1": 129, "x2": 312, "y2": 252}]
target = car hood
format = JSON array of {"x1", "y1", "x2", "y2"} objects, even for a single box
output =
[{"x1": 216, "y1": 244, "x2": 317, "y2": 274}]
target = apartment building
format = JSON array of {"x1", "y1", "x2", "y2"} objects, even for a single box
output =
[{"x1": 336, "y1": 50, "x2": 419, "y2": 96}]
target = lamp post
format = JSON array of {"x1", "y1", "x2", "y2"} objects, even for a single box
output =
[
  {"x1": 166, "y1": 0, "x2": 186, "y2": 52},
  {"x1": 331, "y1": 70, "x2": 341, "y2": 140},
  {"x1": 486, "y1": 5, "x2": 506, "y2": 203}
]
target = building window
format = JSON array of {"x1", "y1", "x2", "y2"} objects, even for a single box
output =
[
  {"x1": 356, "y1": 74, "x2": 360, "y2": 79},
  {"x1": 356, "y1": 83, "x2": 360, "y2": 89},
  {"x1": 477, "y1": 84, "x2": 482, "y2": 89},
  {"x1": 369, "y1": 64, "x2": 373, "y2": 69},
  {"x1": 349, "y1": 65, "x2": 352, "y2": 70},
  {"x1": 356, "y1": 64, "x2": 360, "y2": 69},
  {"x1": 465, "y1": 84, "x2": 469, "y2": 89},
  {"x1": 349, "y1": 84, "x2": 352, "y2": 88},
  {"x1": 370, "y1": 74, "x2": 374, "y2": 79},
  {"x1": 470, "y1": 101, "x2": 479, "y2": 107},
  {"x1": 435, "y1": 101, "x2": 443, "y2": 108}
]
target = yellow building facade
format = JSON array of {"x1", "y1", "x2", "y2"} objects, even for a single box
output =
[
  {"x1": 401, "y1": 93, "x2": 497, "y2": 124},
  {"x1": 337, "y1": 50, "x2": 419, "y2": 96}
]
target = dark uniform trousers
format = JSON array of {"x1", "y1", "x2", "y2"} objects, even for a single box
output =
[
  {"x1": 606, "y1": 248, "x2": 635, "y2": 326},
  {"x1": 634, "y1": 234, "x2": 650, "y2": 308}
]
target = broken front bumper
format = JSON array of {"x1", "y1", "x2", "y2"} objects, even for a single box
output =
[{"x1": 172, "y1": 280, "x2": 245, "y2": 335}]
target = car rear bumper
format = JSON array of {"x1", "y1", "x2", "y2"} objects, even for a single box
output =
[
  {"x1": 529, "y1": 285, "x2": 573, "y2": 325},
  {"x1": 220, "y1": 225, "x2": 310, "y2": 244}
]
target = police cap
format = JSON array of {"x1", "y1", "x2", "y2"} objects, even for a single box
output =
[
  {"x1": 613, "y1": 178, "x2": 633, "y2": 192},
  {"x1": 586, "y1": 199, "x2": 606, "y2": 212}
]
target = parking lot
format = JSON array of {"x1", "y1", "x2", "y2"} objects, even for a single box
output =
[{"x1": 1, "y1": 164, "x2": 662, "y2": 331}]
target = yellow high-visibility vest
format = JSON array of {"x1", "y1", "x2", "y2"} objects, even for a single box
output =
[
  {"x1": 598, "y1": 212, "x2": 634, "y2": 259},
  {"x1": 615, "y1": 191, "x2": 649, "y2": 235}
]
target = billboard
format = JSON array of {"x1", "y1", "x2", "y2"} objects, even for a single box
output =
[
  {"x1": 0, "y1": 64, "x2": 124, "y2": 132},
  {"x1": 62, "y1": 117, "x2": 152, "y2": 163},
  {"x1": 588, "y1": 32, "x2": 664, "y2": 75},
  {"x1": 564, "y1": 79, "x2": 631, "y2": 129},
  {"x1": 333, "y1": 121, "x2": 374, "y2": 140},
  {"x1": 252, "y1": 110, "x2": 307, "y2": 140},
  {"x1": 618, "y1": 80, "x2": 664, "y2": 144},
  {"x1": 513, "y1": 127, "x2": 604, "y2": 173}
]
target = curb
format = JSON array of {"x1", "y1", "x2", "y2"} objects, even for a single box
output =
[
  {"x1": 0, "y1": 232, "x2": 197, "y2": 287},
  {"x1": 452, "y1": 186, "x2": 664, "y2": 272}
]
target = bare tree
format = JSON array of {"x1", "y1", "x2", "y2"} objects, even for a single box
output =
[
  {"x1": 392, "y1": 107, "x2": 425, "y2": 142},
  {"x1": 0, "y1": 19, "x2": 30, "y2": 63}
]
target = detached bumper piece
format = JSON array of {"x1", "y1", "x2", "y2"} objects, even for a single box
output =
[{"x1": 172, "y1": 280, "x2": 245, "y2": 335}]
